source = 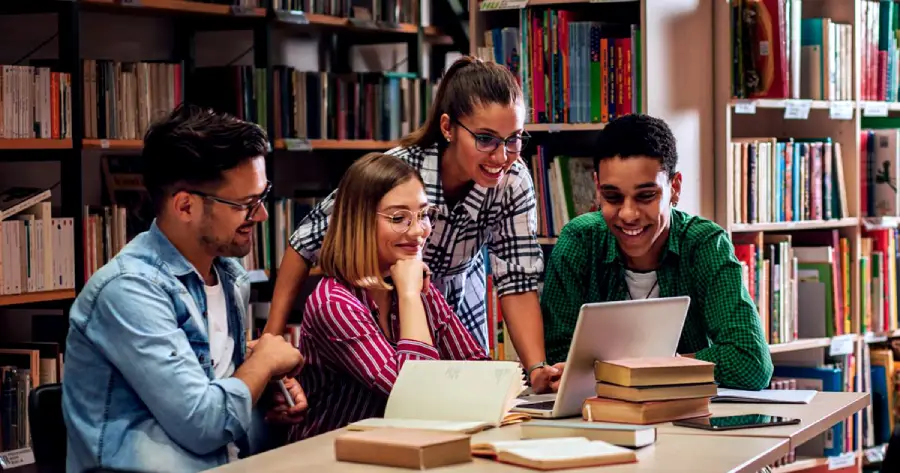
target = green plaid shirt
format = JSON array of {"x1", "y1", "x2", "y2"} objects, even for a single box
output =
[{"x1": 540, "y1": 209, "x2": 773, "y2": 390}]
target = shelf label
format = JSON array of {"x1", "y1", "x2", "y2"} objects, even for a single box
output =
[
  {"x1": 547, "y1": 124, "x2": 563, "y2": 133},
  {"x1": 119, "y1": 0, "x2": 141, "y2": 6},
  {"x1": 734, "y1": 100, "x2": 756, "y2": 114},
  {"x1": 829, "y1": 334, "x2": 855, "y2": 357},
  {"x1": 829, "y1": 101, "x2": 854, "y2": 120},
  {"x1": 479, "y1": 0, "x2": 528, "y2": 11},
  {"x1": 863, "y1": 101, "x2": 889, "y2": 117},
  {"x1": 827, "y1": 452, "x2": 855, "y2": 470},
  {"x1": 99, "y1": 139, "x2": 110, "y2": 149},
  {"x1": 0, "y1": 448, "x2": 35, "y2": 470},
  {"x1": 282, "y1": 138, "x2": 312, "y2": 151},
  {"x1": 783, "y1": 100, "x2": 811, "y2": 120}
]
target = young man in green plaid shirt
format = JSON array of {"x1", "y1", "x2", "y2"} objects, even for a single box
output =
[{"x1": 533, "y1": 114, "x2": 773, "y2": 393}]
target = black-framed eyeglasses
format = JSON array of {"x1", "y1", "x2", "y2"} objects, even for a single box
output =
[
  {"x1": 183, "y1": 181, "x2": 272, "y2": 221},
  {"x1": 376, "y1": 205, "x2": 440, "y2": 233},
  {"x1": 454, "y1": 120, "x2": 530, "y2": 154}
]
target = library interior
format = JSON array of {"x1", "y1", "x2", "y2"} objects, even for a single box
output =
[{"x1": 0, "y1": 0, "x2": 897, "y2": 472}]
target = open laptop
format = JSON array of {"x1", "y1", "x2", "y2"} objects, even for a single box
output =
[{"x1": 512, "y1": 296, "x2": 691, "y2": 419}]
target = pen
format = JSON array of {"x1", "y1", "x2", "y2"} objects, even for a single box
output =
[{"x1": 278, "y1": 379, "x2": 295, "y2": 408}]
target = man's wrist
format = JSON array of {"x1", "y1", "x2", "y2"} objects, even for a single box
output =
[{"x1": 525, "y1": 361, "x2": 548, "y2": 381}]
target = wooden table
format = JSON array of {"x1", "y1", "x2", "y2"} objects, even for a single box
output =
[
  {"x1": 208, "y1": 391, "x2": 868, "y2": 473},
  {"x1": 211, "y1": 425, "x2": 789, "y2": 473},
  {"x1": 657, "y1": 391, "x2": 870, "y2": 448}
]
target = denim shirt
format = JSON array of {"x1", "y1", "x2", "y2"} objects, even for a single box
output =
[{"x1": 62, "y1": 220, "x2": 265, "y2": 473}]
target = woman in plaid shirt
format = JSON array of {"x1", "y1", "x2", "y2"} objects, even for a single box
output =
[{"x1": 266, "y1": 56, "x2": 559, "y2": 393}]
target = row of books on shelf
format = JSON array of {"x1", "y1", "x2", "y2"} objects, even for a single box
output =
[
  {"x1": 272, "y1": 0, "x2": 418, "y2": 24},
  {"x1": 861, "y1": 0, "x2": 898, "y2": 102},
  {"x1": 526, "y1": 146, "x2": 594, "y2": 238},
  {"x1": 1, "y1": 342, "x2": 64, "y2": 453},
  {"x1": 0, "y1": 61, "x2": 437, "y2": 142},
  {"x1": 862, "y1": 122, "x2": 900, "y2": 219},
  {"x1": 730, "y1": 224, "x2": 900, "y2": 347},
  {"x1": 729, "y1": 137, "x2": 848, "y2": 225},
  {"x1": 866, "y1": 343, "x2": 900, "y2": 451},
  {"x1": 731, "y1": 0, "x2": 853, "y2": 102},
  {"x1": 272, "y1": 196, "x2": 323, "y2": 270},
  {"x1": 479, "y1": 10, "x2": 640, "y2": 125},
  {"x1": 264, "y1": 68, "x2": 433, "y2": 143},
  {"x1": 733, "y1": 230, "x2": 852, "y2": 346},
  {"x1": 0, "y1": 202, "x2": 77, "y2": 296}
]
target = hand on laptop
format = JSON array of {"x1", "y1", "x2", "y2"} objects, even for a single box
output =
[{"x1": 530, "y1": 362, "x2": 565, "y2": 393}]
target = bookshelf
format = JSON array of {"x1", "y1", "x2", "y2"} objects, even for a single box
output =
[
  {"x1": 712, "y1": 0, "x2": 900, "y2": 470},
  {"x1": 0, "y1": 0, "x2": 456, "y2": 464}
]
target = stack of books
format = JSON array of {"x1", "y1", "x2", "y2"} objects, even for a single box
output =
[{"x1": 581, "y1": 357, "x2": 718, "y2": 424}]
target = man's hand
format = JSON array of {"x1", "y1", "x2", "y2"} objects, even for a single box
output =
[
  {"x1": 266, "y1": 377, "x2": 308, "y2": 424},
  {"x1": 247, "y1": 333, "x2": 303, "y2": 379},
  {"x1": 529, "y1": 362, "x2": 565, "y2": 394}
]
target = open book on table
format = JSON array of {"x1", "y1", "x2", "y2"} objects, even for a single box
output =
[
  {"x1": 348, "y1": 360, "x2": 528, "y2": 434},
  {"x1": 472, "y1": 437, "x2": 638, "y2": 470}
]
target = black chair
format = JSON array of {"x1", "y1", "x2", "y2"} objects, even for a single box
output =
[{"x1": 28, "y1": 383, "x2": 66, "y2": 473}]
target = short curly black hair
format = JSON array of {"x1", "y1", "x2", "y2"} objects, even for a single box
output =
[{"x1": 594, "y1": 114, "x2": 678, "y2": 179}]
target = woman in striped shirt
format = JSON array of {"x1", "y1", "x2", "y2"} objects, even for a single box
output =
[
  {"x1": 288, "y1": 152, "x2": 489, "y2": 441},
  {"x1": 269, "y1": 56, "x2": 560, "y2": 394}
]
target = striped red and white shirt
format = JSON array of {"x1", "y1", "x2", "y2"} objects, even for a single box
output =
[{"x1": 290, "y1": 276, "x2": 489, "y2": 441}]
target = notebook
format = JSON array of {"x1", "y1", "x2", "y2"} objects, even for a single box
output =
[{"x1": 712, "y1": 388, "x2": 818, "y2": 404}]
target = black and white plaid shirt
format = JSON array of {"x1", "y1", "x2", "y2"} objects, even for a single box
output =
[{"x1": 289, "y1": 144, "x2": 545, "y2": 352}]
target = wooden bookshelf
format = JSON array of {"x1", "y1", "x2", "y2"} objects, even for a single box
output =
[
  {"x1": 81, "y1": 0, "x2": 266, "y2": 17},
  {"x1": 275, "y1": 139, "x2": 398, "y2": 151},
  {"x1": 730, "y1": 218, "x2": 860, "y2": 233},
  {"x1": 709, "y1": 0, "x2": 900, "y2": 464},
  {"x1": 83, "y1": 139, "x2": 143, "y2": 149},
  {"x1": 524, "y1": 123, "x2": 606, "y2": 133},
  {"x1": 275, "y1": 11, "x2": 451, "y2": 43},
  {"x1": 0, "y1": 139, "x2": 72, "y2": 150},
  {"x1": 0, "y1": 290, "x2": 76, "y2": 307}
]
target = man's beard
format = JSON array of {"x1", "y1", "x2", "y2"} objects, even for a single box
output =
[{"x1": 199, "y1": 223, "x2": 254, "y2": 258}]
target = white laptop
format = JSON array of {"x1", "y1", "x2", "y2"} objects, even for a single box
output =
[{"x1": 512, "y1": 296, "x2": 691, "y2": 419}]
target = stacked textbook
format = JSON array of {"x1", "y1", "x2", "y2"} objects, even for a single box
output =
[{"x1": 582, "y1": 357, "x2": 718, "y2": 424}]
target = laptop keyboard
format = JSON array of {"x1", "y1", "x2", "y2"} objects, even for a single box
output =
[{"x1": 517, "y1": 400, "x2": 556, "y2": 410}]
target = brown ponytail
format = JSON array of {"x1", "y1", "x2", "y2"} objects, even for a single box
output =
[{"x1": 400, "y1": 55, "x2": 523, "y2": 150}]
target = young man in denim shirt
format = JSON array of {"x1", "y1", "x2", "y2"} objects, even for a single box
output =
[{"x1": 63, "y1": 105, "x2": 306, "y2": 473}]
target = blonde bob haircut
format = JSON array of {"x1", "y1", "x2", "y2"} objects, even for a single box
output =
[{"x1": 318, "y1": 152, "x2": 425, "y2": 291}]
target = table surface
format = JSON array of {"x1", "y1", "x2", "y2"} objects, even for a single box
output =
[
  {"x1": 657, "y1": 391, "x2": 870, "y2": 448},
  {"x1": 208, "y1": 391, "x2": 868, "y2": 473},
  {"x1": 211, "y1": 425, "x2": 789, "y2": 473}
]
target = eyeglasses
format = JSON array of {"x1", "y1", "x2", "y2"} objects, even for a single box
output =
[
  {"x1": 454, "y1": 120, "x2": 530, "y2": 154},
  {"x1": 376, "y1": 206, "x2": 439, "y2": 233},
  {"x1": 184, "y1": 181, "x2": 272, "y2": 221}
]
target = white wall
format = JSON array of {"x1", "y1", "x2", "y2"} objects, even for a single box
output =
[{"x1": 643, "y1": 0, "x2": 714, "y2": 220}]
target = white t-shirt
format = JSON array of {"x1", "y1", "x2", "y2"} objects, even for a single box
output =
[
  {"x1": 624, "y1": 269, "x2": 659, "y2": 300},
  {"x1": 204, "y1": 268, "x2": 238, "y2": 461}
]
